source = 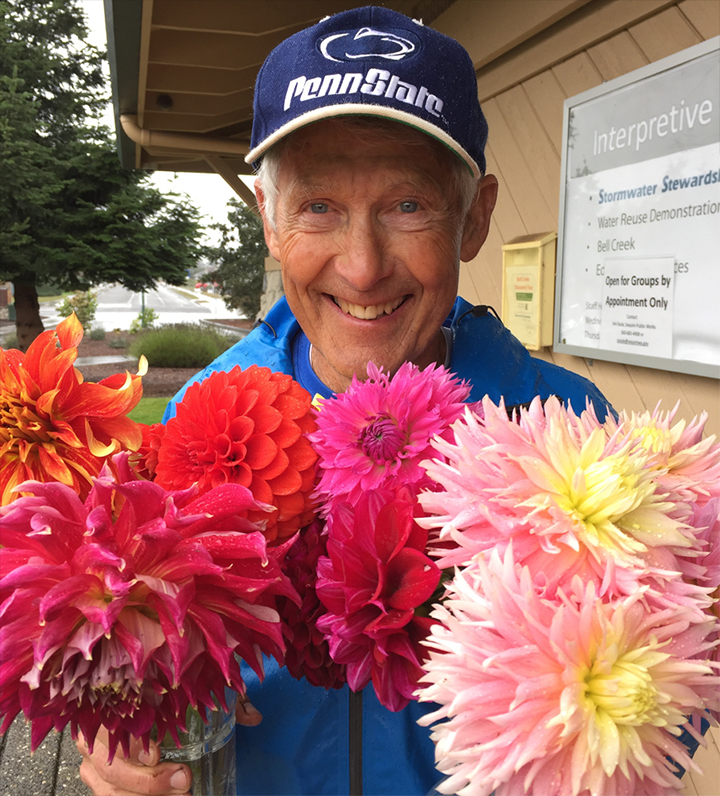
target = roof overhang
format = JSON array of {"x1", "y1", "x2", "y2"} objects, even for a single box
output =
[{"x1": 104, "y1": 0, "x2": 458, "y2": 175}]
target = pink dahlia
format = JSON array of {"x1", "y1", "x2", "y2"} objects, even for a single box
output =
[
  {"x1": 417, "y1": 547, "x2": 720, "y2": 796},
  {"x1": 607, "y1": 404, "x2": 720, "y2": 508},
  {"x1": 0, "y1": 454, "x2": 297, "y2": 759},
  {"x1": 419, "y1": 397, "x2": 697, "y2": 599},
  {"x1": 278, "y1": 520, "x2": 346, "y2": 690},
  {"x1": 310, "y1": 361, "x2": 469, "y2": 513},
  {"x1": 316, "y1": 488, "x2": 441, "y2": 711},
  {"x1": 149, "y1": 365, "x2": 318, "y2": 544}
]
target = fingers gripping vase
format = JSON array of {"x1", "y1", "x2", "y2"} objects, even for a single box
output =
[{"x1": 158, "y1": 694, "x2": 237, "y2": 795}]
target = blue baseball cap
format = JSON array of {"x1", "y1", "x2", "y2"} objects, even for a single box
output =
[{"x1": 245, "y1": 5, "x2": 487, "y2": 177}]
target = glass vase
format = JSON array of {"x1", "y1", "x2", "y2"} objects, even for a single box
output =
[{"x1": 158, "y1": 693, "x2": 237, "y2": 795}]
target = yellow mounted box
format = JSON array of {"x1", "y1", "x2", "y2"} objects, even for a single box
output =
[{"x1": 501, "y1": 231, "x2": 557, "y2": 351}]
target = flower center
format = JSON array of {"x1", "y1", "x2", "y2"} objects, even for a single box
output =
[
  {"x1": 629, "y1": 422, "x2": 675, "y2": 462},
  {"x1": 359, "y1": 414, "x2": 404, "y2": 463},
  {"x1": 0, "y1": 396, "x2": 53, "y2": 448},
  {"x1": 586, "y1": 657, "x2": 658, "y2": 725}
]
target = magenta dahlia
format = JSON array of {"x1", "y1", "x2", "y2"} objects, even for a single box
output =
[
  {"x1": 310, "y1": 361, "x2": 469, "y2": 513},
  {"x1": 316, "y1": 488, "x2": 441, "y2": 711},
  {"x1": 417, "y1": 547, "x2": 720, "y2": 796},
  {"x1": 0, "y1": 454, "x2": 297, "y2": 759}
]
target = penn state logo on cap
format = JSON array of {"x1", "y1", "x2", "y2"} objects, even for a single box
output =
[
  {"x1": 247, "y1": 5, "x2": 488, "y2": 177},
  {"x1": 318, "y1": 27, "x2": 421, "y2": 62}
]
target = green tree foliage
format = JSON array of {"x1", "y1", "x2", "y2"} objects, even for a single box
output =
[
  {"x1": 207, "y1": 199, "x2": 267, "y2": 320},
  {"x1": 0, "y1": 0, "x2": 205, "y2": 349}
]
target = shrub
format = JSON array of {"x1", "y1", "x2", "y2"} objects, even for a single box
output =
[
  {"x1": 128, "y1": 324, "x2": 239, "y2": 369},
  {"x1": 89, "y1": 327, "x2": 106, "y2": 341},
  {"x1": 129, "y1": 307, "x2": 160, "y2": 334},
  {"x1": 108, "y1": 336, "x2": 129, "y2": 349},
  {"x1": 2, "y1": 333, "x2": 19, "y2": 350},
  {"x1": 57, "y1": 290, "x2": 98, "y2": 330}
]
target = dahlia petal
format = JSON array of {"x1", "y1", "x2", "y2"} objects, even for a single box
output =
[
  {"x1": 244, "y1": 433, "x2": 278, "y2": 470},
  {"x1": 39, "y1": 574, "x2": 103, "y2": 623},
  {"x1": 253, "y1": 448, "x2": 289, "y2": 482},
  {"x1": 385, "y1": 548, "x2": 440, "y2": 610},
  {"x1": 0, "y1": 562, "x2": 64, "y2": 592},
  {"x1": 268, "y1": 465, "x2": 302, "y2": 496},
  {"x1": 245, "y1": 403, "x2": 283, "y2": 435},
  {"x1": 29, "y1": 713, "x2": 56, "y2": 752},
  {"x1": 36, "y1": 444, "x2": 75, "y2": 485},
  {"x1": 185, "y1": 482, "x2": 267, "y2": 521}
]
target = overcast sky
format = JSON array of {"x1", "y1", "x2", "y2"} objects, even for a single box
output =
[{"x1": 80, "y1": 0, "x2": 252, "y2": 245}]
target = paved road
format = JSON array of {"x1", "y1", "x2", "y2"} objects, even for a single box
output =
[{"x1": 41, "y1": 283, "x2": 247, "y2": 332}]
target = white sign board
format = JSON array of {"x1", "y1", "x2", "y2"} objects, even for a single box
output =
[{"x1": 555, "y1": 38, "x2": 720, "y2": 378}]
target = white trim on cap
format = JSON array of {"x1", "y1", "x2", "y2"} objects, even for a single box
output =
[{"x1": 245, "y1": 103, "x2": 481, "y2": 178}]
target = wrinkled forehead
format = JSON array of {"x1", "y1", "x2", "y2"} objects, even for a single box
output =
[
  {"x1": 284, "y1": 122, "x2": 457, "y2": 197},
  {"x1": 275, "y1": 116, "x2": 460, "y2": 178}
]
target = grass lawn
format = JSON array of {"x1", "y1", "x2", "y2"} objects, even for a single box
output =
[{"x1": 128, "y1": 396, "x2": 171, "y2": 425}]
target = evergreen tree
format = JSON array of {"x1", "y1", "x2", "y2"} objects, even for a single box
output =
[
  {"x1": 0, "y1": 0, "x2": 205, "y2": 349},
  {"x1": 207, "y1": 199, "x2": 267, "y2": 320}
]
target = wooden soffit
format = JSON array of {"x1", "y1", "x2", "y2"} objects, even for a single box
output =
[{"x1": 105, "y1": 0, "x2": 597, "y2": 175}]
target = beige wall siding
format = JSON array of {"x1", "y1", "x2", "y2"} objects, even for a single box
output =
[{"x1": 453, "y1": 0, "x2": 720, "y2": 434}]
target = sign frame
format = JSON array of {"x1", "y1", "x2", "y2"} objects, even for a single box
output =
[{"x1": 553, "y1": 36, "x2": 720, "y2": 379}]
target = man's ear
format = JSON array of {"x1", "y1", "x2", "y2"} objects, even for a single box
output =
[
  {"x1": 254, "y1": 180, "x2": 282, "y2": 262},
  {"x1": 460, "y1": 174, "x2": 498, "y2": 262}
]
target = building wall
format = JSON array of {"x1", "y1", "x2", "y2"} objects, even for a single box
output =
[{"x1": 437, "y1": 0, "x2": 720, "y2": 434}]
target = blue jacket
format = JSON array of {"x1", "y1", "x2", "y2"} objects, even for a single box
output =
[
  {"x1": 163, "y1": 296, "x2": 611, "y2": 795},
  {"x1": 163, "y1": 296, "x2": 610, "y2": 421}
]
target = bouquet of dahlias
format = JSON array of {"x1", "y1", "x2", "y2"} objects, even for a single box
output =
[
  {"x1": 415, "y1": 396, "x2": 720, "y2": 796},
  {"x1": 302, "y1": 361, "x2": 470, "y2": 709},
  {"x1": 133, "y1": 365, "x2": 342, "y2": 690},
  {"x1": 0, "y1": 320, "x2": 301, "y2": 777}
]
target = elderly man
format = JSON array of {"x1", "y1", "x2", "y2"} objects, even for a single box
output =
[{"x1": 78, "y1": 6, "x2": 609, "y2": 795}]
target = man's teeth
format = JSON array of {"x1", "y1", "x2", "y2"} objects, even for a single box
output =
[{"x1": 336, "y1": 297, "x2": 403, "y2": 319}]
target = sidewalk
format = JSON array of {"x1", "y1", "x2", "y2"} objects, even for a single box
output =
[{"x1": 0, "y1": 716, "x2": 86, "y2": 795}]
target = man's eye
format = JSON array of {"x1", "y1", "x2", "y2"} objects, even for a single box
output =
[
  {"x1": 399, "y1": 201, "x2": 418, "y2": 213},
  {"x1": 310, "y1": 203, "x2": 328, "y2": 214}
]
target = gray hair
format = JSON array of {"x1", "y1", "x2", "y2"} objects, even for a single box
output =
[{"x1": 255, "y1": 117, "x2": 480, "y2": 229}]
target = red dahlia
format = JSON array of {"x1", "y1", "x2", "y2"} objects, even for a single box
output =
[
  {"x1": 151, "y1": 366, "x2": 318, "y2": 543},
  {"x1": 278, "y1": 521, "x2": 346, "y2": 690}
]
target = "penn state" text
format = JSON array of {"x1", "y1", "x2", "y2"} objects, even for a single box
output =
[{"x1": 284, "y1": 69, "x2": 444, "y2": 117}]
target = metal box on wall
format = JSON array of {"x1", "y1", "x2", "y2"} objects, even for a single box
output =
[{"x1": 501, "y1": 231, "x2": 557, "y2": 351}]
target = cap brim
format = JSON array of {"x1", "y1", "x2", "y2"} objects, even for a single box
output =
[{"x1": 245, "y1": 103, "x2": 481, "y2": 178}]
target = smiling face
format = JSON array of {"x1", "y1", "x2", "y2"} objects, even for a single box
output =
[{"x1": 256, "y1": 118, "x2": 497, "y2": 393}]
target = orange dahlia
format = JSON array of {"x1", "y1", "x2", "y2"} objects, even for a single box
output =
[
  {"x1": 0, "y1": 314, "x2": 145, "y2": 505},
  {"x1": 151, "y1": 366, "x2": 318, "y2": 544}
]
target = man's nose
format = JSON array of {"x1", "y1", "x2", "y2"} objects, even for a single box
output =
[{"x1": 335, "y1": 214, "x2": 389, "y2": 291}]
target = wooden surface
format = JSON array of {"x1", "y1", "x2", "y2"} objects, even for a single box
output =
[{"x1": 456, "y1": 0, "x2": 720, "y2": 436}]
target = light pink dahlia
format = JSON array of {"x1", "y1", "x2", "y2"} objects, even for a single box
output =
[
  {"x1": 419, "y1": 396, "x2": 697, "y2": 599},
  {"x1": 310, "y1": 361, "x2": 469, "y2": 513},
  {"x1": 417, "y1": 547, "x2": 720, "y2": 796},
  {"x1": 607, "y1": 404, "x2": 720, "y2": 508},
  {"x1": 0, "y1": 454, "x2": 297, "y2": 759},
  {"x1": 316, "y1": 488, "x2": 441, "y2": 711}
]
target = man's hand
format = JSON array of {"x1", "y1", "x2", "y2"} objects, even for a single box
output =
[
  {"x1": 77, "y1": 731, "x2": 191, "y2": 796},
  {"x1": 76, "y1": 698, "x2": 262, "y2": 795}
]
